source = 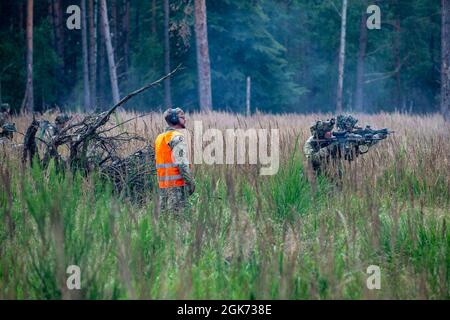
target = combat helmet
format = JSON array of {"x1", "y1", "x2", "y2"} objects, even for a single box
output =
[
  {"x1": 310, "y1": 118, "x2": 335, "y2": 138},
  {"x1": 55, "y1": 114, "x2": 71, "y2": 126},
  {"x1": 1, "y1": 122, "x2": 16, "y2": 133},
  {"x1": 336, "y1": 114, "x2": 358, "y2": 131},
  {"x1": 0, "y1": 122, "x2": 16, "y2": 139}
]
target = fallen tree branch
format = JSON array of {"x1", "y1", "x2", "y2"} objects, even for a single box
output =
[{"x1": 21, "y1": 66, "x2": 181, "y2": 203}]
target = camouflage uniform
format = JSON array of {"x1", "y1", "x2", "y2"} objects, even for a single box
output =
[
  {"x1": 0, "y1": 104, "x2": 11, "y2": 124},
  {"x1": 0, "y1": 122, "x2": 17, "y2": 149},
  {"x1": 303, "y1": 136, "x2": 331, "y2": 173},
  {"x1": 0, "y1": 122, "x2": 16, "y2": 138},
  {"x1": 158, "y1": 127, "x2": 195, "y2": 214},
  {"x1": 303, "y1": 119, "x2": 337, "y2": 174},
  {"x1": 37, "y1": 120, "x2": 56, "y2": 144},
  {"x1": 336, "y1": 114, "x2": 358, "y2": 132},
  {"x1": 36, "y1": 114, "x2": 71, "y2": 147},
  {"x1": 336, "y1": 114, "x2": 382, "y2": 150},
  {"x1": 0, "y1": 114, "x2": 6, "y2": 128}
]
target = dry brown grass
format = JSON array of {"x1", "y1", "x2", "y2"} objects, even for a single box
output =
[{"x1": 1, "y1": 111, "x2": 449, "y2": 299}]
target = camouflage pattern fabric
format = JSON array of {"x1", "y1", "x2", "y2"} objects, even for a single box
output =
[
  {"x1": 37, "y1": 120, "x2": 57, "y2": 145},
  {"x1": 159, "y1": 186, "x2": 190, "y2": 214},
  {"x1": 310, "y1": 118, "x2": 335, "y2": 138},
  {"x1": 0, "y1": 113, "x2": 6, "y2": 127},
  {"x1": 0, "y1": 122, "x2": 16, "y2": 140},
  {"x1": 303, "y1": 136, "x2": 334, "y2": 173},
  {"x1": 336, "y1": 114, "x2": 358, "y2": 131},
  {"x1": 168, "y1": 128, "x2": 194, "y2": 187},
  {"x1": 303, "y1": 135, "x2": 343, "y2": 179}
]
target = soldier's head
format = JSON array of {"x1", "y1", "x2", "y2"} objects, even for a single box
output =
[
  {"x1": 310, "y1": 118, "x2": 335, "y2": 139},
  {"x1": 55, "y1": 114, "x2": 71, "y2": 130},
  {"x1": 1, "y1": 122, "x2": 16, "y2": 140},
  {"x1": 337, "y1": 114, "x2": 358, "y2": 131},
  {"x1": 0, "y1": 103, "x2": 10, "y2": 115},
  {"x1": 164, "y1": 107, "x2": 186, "y2": 129}
]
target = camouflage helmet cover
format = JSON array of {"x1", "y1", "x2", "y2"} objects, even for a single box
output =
[
  {"x1": 1, "y1": 122, "x2": 16, "y2": 132},
  {"x1": 0, "y1": 103, "x2": 10, "y2": 113},
  {"x1": 310, "y1": 118, "x2": 335, "y2": 137},
  {"x1": 55, "y1": 114, "x2": 71, "y2": 125},
  {"x1": 336, "y1": 114, "x2": 358, "y2": 131}
]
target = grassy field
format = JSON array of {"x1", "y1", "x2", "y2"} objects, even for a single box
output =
[{"x1": 0, "y1": 111, "x2": 449, "y2": 299}]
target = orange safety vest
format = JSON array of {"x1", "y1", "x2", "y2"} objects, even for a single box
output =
[{"x1": 155, "y1": 130, "x2": 187, "y2": 188}]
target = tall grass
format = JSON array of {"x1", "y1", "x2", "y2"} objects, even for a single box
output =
[{"x1": 0, "y1": 111, "x2": 449, "y2": 299}]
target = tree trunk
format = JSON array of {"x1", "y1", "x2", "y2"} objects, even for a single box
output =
[
  {"x1": 88, "y1": 0, "x2": 97, "y2": 109},
  {"x1": 194, "y1": 0, "x2": 213, "y2": 111},
  {"x1": 99, "y1": 6, "x2": 106, "y2": 107},
  {"x1": 441, "y1": 0, "x2": 450, "y2": 120},
  {"x1": 81, "y1": 0, "x2": 91, "y2": 111},
  {"x1": 48, "y1": 0, "x2": 56, "y2": 51},
  {"x1": 111, "y1": 0, "x2": 118, "y2": 55},
  {"x1": 122, "y1": 0, "x2": 130, "y2": 86},
  {"x1": 152, "y1": 0, "x2": 157, "y2": 35},
  {"x1": 100, "y1": 0, "x2": 120, "y2": 105},
  {"x1": 135, "y1": 1, "x2": 140, "y2": 40},
  {"x1": 354, "y1": 2, "x2": 368, "y2": 113},
  {"x1": 53, "y1": 0, "x2": 65, "y2": 70},
  {"x1": 19, "y1": 0, "x2": 24, "y2": 31},
  {"x1": 163, "y1": 0, "x2": 172, "y2": 108},
  {"x1": 48, "y1": 1, "x2": 53, "y2": 27},
  {"x1": 22, "y1": 0, "x2": 34, "y2": 112},
  {"x1": 393, "y1": 18, "x2": 403, "y2": 110},
  {"x1": 336, "y1": 0, "x2": 348, "y2": 114}
]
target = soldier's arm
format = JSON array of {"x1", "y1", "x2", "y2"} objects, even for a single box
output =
[
  {"x1": 169, "y1": 135, "x2": 195, "y2": 188},
  {"x1": 303, "y1": 137, "x2": 315, "y2": 159},
  {"x1": 304, "y1": 137, "x2": 329, "y2": 162}
]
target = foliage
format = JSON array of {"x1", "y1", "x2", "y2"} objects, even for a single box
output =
[{"x1": 0, "y1": 0, "x2": 442, "y2": 113}]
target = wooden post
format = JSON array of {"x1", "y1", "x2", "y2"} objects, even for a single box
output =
[{"x1": 246, "y1": 76, "x2": 251, "y2": 116}]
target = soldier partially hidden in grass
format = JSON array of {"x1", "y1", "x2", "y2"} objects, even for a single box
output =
[
  {"x1": 0, "y1": 122, "x2": 17, "y2": 143},
  {"x1": 155, "y1": 107, "x2": 195, "y2": 214},
  {"x1": 37, "y1": 113, "x2": 71, "y2": 145},
  {"x1": 0, "y1": 104, "x2": 11, "y2": 127},
  {"x1": 304, "y1": 115, "x2": 391, "y2": 180},
  {"x1": 303, "y1": 118, "x2": 337, "y2": 175}
]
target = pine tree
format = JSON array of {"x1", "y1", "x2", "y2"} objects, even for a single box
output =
[{"x1": 194, "y1": 0, "x2": 213, "y2": 111}]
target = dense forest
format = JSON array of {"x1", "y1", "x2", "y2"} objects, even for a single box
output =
[{"x1": 0, "y1": 0, "x2": 449, "y2": 116}]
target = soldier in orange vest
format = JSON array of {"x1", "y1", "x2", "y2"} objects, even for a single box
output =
[{"x1": 155, "y1": 107, "x2": 195, "y2": 214}]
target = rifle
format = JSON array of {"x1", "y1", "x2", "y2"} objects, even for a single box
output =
[
  {"x1": 313, "y1": 128, "x2": 391, "y2": 161},
  {"x1": 352, "y1": 125, "x2": 394, "y2": 140}
]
